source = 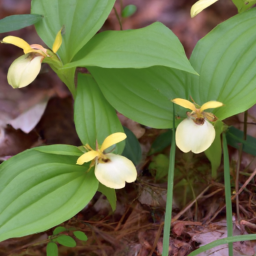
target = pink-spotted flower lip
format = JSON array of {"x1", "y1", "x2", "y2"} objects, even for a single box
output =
[
  {"x1": 1, "y1": 29, "x2": 63, "y2": 89},
  {"x1": 76, "y1": 133, "x2": 137, "y2": 189},
  {"x1": 172, "y1": 98, "x2": 223, "y2": 153}
]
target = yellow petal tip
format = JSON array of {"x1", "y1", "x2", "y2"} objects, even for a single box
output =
[
  {"x1": 101, "y1": 132, "x2": 127, "y2": 152},
  {"x1": 52, "y1": 28, "x2": 63, "y2": 53},
  {"x1": 172, "y1": 98, "x2": 197, "y2": 111}
]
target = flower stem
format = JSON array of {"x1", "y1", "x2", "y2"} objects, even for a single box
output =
[
  {"x1": 113, "y1": 6, "x2": 123, "y2": 30},
  {"x1": 223, "y1": 133, "x2": 233, "y2": 256},
  {"x1": 162, "y1": 104, "x2": 176, "y2": 256}
]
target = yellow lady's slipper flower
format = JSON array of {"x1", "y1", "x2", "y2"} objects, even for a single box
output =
[
  {"x1": 172, "y1": 98, "x2": 223, "y2": 153},
  {"x1": 76, "y1": 133, "x2": 137, "y2": 189},
  {"x1": 7, "y1": 53, "x2": 43, "y2": 89},
  {"x1": 1, "y1": 29, "x2": 62, "y2": 89},
  {"x1": 191, "y1": 0, "x2": 219, "y2": 18}
]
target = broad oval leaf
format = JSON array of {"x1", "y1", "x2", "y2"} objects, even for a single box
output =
[
  {"x1": 74, "y1": 73, "x2": 125, "y2": 154},
  {"x1": 64, "y1": 22, "x2": 197, "y2": 75},
  {"x1": 188, "y1": 8, "x2": 256, "y2": 121},
  {"x1": 0, "y1": 14, "x2": 42, "y2": 33},
  {"x1": 89, "y1": 66, "x2": 188, "y2": 129},
  {"x1": 31, "y1": 0, "x2": 116, "y2": 63},
  {"x1": 0, "y1": 149, "x2": 98, "y2": 242},
  {"x1": 46, "y1": 242, "x2": 58, "y2": 256},
  {"x1": 73, "y1": 231, "x2": 88, "y2": 241},
  {"x1": 56, "y1": 235, "x2": 76, "y2": 247}
]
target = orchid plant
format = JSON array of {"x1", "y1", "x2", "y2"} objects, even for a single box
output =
[{"x1": 0, "y1": 0, "x2": 256, "y2": 255}]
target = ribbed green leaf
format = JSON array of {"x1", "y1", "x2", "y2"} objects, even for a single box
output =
[
  {"x1": 89, "y1": 66, "x2": 188, "y2": 129},
  {"x1": 35, "y1": 145, "x2": 82, "y2": 157},
  {"x1": 0, "y1": 149, "x2": 98, "y2": 242},
  {"x1": 98, "y1": 183, "x2": 116, "y2": 211},
  {"x1": 0, "y1": 14, "x2": 42, "y2": 33},
  {"x1": 64, "y1": 22, "x2": 197, "y2": 74},
  {"x1": 74, "y1": 73, "x2": 124, "y2": 154},
  {"x1": 31, "y1": 0, "x2": 116, "y2": 63},
  {"x1": 122, "y1": 126, "x2": 142, "y2": 165},
  {"x1": 226, "y1": 126, "x2": 256, "y2": 155},
  {"x1": 188, "y1": 8, "x2": 256, "y2": 121}
]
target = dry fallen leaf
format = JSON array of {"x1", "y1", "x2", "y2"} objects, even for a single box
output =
[
  {"x1": 9, "y1": 99, "x2": 48, "y2": 133},
  {"x1": 189, "y1": 219, "x2": 256, "y2": 256}
]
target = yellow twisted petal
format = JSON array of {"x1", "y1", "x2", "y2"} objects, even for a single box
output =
[
  {"x1": 2, "y1": 36, "x2": 32, "y2": 54},
  {"x1": 101, "y1": 133, "x2": 127, "y2": 152},
  {"x1": 172, "y1": 98, "x2": 197, "y2": 111},
  {"x1": 76, "y1": 150, "x2": 100, "y2": 165}
]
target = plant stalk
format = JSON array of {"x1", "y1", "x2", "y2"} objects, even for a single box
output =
[
  {"x1": 162, "y1": 104, "x2": 176, "y2": 256},
  {"x1": 223, "y1": 133, "x2": 233, "y2": 256}
]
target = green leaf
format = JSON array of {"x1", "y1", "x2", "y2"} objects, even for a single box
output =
[
  {"x1": 149, "y1": 154, "x2": 169, "y2": 181},
  {"x1": 46, "y1": 242, "x2": 58, "y2": 256},
  {"x1": 52, "y1": 66, "x2": 76, "y2": 98},
  {"x1": 0, "y1": 14, "x2": 42, "y2": 33},
  {"x1": 53, "y1": 226, "x2": 67, "y2": 235},
  {"x1": 122, "y1": 5, "x2": 137, "y2": 17},
  {"x1": 232, "y1": 0, "x2": 256, "y2": 13},
  {"x1": 56, "y1": 235, "x2": 76, "y2": 247},
  {"x1": 74, "y1": 73, "x2": 125, "y2": 154},
  {"x1": 226, "y1": 126, "x2": 256, "y2": 155},
  {"x1": 98, "y1": 183, "x2": 116, "y2": 211},
  {"x1": 188, "y1": 8, "x2": 256, "y2": 121},
  {"x1": 148, "y1": 130, "x2": 172, "y2": 156},
  {"x1": 35, "y1": 145, "x2": 82, "y2": 157},
  {"x1": 122, "y1": 126, "x2": 142, "y2": 165},
  {"x1": 0, "y1": 149, "x2": 98, "y2": 242},
  {"x1": 73, "y1": 231, "x2": 88, "y2": 241},
  {"x1": 89, "y1": 66, "x2": 188, "y2": 129},
  {"x1": 31, "y1": 0, "x2": 116, "y2": 63},
  {"x1": 204, "y1": 121, "x2": 224, "y2": 179},
  {"x1": 64, "y1": 22, "x2": 197, "y2": 75}
]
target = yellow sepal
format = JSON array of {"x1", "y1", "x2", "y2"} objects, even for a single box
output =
[
  {"x1": 2, "y1": 36, "x2": 32, "y2": 54},
  {"x1": 76, "y1": 150, "x2": 100, "y2": 165},
  {"x1": 191, "y1": 0, "x2": 219, "y2": 18},
  {"x1": 52, "y1": 29, "x2": 63, "y2": 53},
  {"x1": 200, "y1": 101, "x2": 223, "y2": 112},
  {"x1": 172, "y1": 98, "x2": 197, "y2": 111},
  {"x1": 101, "y1": 133, "x2": 127, "y2": 152}
]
